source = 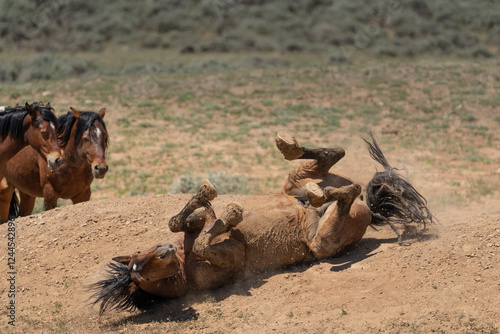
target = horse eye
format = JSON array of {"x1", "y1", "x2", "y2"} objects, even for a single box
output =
[{"x1": 40, "y1": 130, "x2": 49, "y2": 139}]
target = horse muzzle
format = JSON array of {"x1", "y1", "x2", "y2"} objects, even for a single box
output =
[
  {"x1": 47, "y1": 153, "x2": 63, "y2": 171},
  {"x1": 92, "y1": 163, "x2": 109, "y2": 178}
]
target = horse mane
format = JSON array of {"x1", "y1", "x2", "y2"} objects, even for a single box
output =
[
  {"x1": 89, "y1": 254, "x2": 188, "y2": 315},
  {"x1": 87, "y1": 262, "x2": 158, "y2": 315},
  {"x1": 58, "y1": 110, "x2": 108, "y2": 148},
  {"x1": 0, "y1": 102, "x2": 58, "y2": 141},
  {"x1": 363, "y1": 131, "x2": 437, "y2": 229}
]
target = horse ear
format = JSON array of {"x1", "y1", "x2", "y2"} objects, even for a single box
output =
[
  {"x1": 25, "y1": 102, "x2": 37, "y2": 119},
  {"x1": 98, "y1": 108, "x2": 106, "y2": 119},
  {"x1": 70, "y1": 107, "x2": 81, "y2": 119},
  {"x1": 112, "y1": 255, "x2": 131, "y2": 264},
  {"x1": 45, "y1": 102, "x2": 51, "y2": 108}
]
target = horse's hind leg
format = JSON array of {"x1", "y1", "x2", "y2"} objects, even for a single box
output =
[
  {"x1": 304, "y1": 182, "x2": 372, "y2": 258},
  {"x1": 275, "y1": 132, "x2": 345, "y2": 196},
  {"x1": 169, "y1": 179, "x2": 217, "y2": 232}
]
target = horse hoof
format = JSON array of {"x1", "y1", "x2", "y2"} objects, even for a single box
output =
[
  {"x1": 275, "y1": 132, "x2": 303, "y2": 160},
  {"x1": 197, "y1": 179, "x2": 218, "y2": 202},
  {"x1": 222, "y1": 202, "x2": 244, "y2": 227},
  {"x1": 305, "y1": 182, "x2": 326, "y2": 207}
]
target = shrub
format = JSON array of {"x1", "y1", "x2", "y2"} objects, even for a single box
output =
[{"x1": 169, "y1": 172, "x2": 253, "y2": 195}]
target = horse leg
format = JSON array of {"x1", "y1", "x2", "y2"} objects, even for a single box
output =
[
  {"x1": 190, "y1": 202, "x2": 245, "y2": 289},
  {"x1": 192, "y1": 202, "x2": 244, "y2": 264},
  {"x1": 169, "y1": 179, "x2": 217, "y2": 232},
  {"x1": 304, "y1": 182, "x2": 372, "y2": 258},
  {"x1": 19, "y1": 192, "x2": 36, "y2": 217},
  {"x1": 43, "y1": 194, "x2": 58, "y2": 210},
  {"x1": 0, "y1": 180, "x2": 15, "y2": 223},
  {"x1": 71, "y1": 188, "x2": 91, "y2": 204},
  {"x1": 275, "y1": 132, "x2": 345, "y2": 196}
]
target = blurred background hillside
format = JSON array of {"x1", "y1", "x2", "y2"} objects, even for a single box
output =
[
  {"x1": 1, "y1": 0, "x2": 499, "y2": 82},
  {"x1": 0, "y1": 0, "x2": 498, "y2": 205}
]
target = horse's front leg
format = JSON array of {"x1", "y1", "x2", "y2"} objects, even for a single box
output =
[
  {"x1": 71, "y1": 188, "x2": 91, "y2": 204},
  {"x1": 43, "y1": 184, "x2": 59, "y2": 211},
  {"x1": 303, "y1": 182, "x2": 372, "y2": 258},
  {"x1": 18, "y1": 191, "x2": 36, "y2": 217},
  {"x1": 190, "y1": 202, "x2": 245, "y2": 289},
  {"x1": 192, "y1": 202, "x2": 244, "y2": 265},
  {"x1": 169, "y1": 179, "x2": 217, "y2": 232},
  {"x1": 0, "y1": 179, "x2": 15, "y2": 223}
]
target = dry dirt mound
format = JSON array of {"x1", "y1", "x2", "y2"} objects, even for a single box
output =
[{"x1": 1, "y1": 194, "x2": 499, "y2": 333}]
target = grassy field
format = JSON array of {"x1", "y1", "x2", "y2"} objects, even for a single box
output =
[{"x1": 0, "y1": 48, "x2": 499, "y2": 213}]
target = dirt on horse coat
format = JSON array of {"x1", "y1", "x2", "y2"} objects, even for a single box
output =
[{"x1": 90, "y1": 132, "x2": 377, "y2": 314}]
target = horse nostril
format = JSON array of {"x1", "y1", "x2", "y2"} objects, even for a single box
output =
[
  {"x1": 55, "y1": 157, "x2": 62, "y2": 166},
  {"x1": 94, "y1": 165, "x2": 100, "y2": 171}
]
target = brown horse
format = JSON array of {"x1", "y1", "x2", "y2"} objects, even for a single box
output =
[
  {"x1": 89, "y1": 132, "x2": 382, "y2": 314},
  {"x1": 1, "y1": 107, "x2": 108, "y2": 219},
  {"x1": 90, "y1": 132, "x2": 436, "y2": 315},
  {"x1": 0, "y1": 102, "x2": 62, "y2": 222}
]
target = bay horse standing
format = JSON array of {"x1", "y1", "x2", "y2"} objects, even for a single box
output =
[
  {"x1": 0, "y1": 102, "x2": 62, "y2": 222},
  {"x1": 1, "y1": 107, "x2": 108, "y2": 219}
]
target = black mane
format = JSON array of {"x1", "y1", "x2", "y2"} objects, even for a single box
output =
[
  {"x1": 58, "y1": 110, "x2": 108, "y2": 147},
  {"x1": 0, "y1": 102, "x2": 58, "y2": 141},
  {"x1": 87, "y1": 262, "x2": 158, "y2": 315}
]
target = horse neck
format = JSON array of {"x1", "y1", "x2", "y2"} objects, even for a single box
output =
[
  {"x1": 0, "y1": 136, "x2": 25, "y2": 162},
  {"x1": 0, "y1": 115, "x2": 31, "y2": 163},
  {"x1": 142, "y1": 254, "x2": 189, "y2": 298}
]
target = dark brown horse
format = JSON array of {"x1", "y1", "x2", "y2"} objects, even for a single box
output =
[
  {"x1": 1, "y1": 107, "x2": 108, "y2": 219},
  {"x1": 0, "y1": 102, "x2": 62, "y2": 222},
  {"x1": 89, "y1": 131, "x2": 435, "y2": 315}
]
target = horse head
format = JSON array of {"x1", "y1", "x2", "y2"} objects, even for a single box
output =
[
  {"x1": 25, "y1": 102, "x2": 63, "y2": 171},
  {"x1": 66, "y1": 107, "x2": 109, "y2": 178},
  {"x1": 89, "y1": 242, "x2": 182, "y2": 315},
  {"x1": 113, "y1": 243, "x2": 181, "y2": 284}
]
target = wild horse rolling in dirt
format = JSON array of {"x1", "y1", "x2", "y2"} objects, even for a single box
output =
[
  {"x1": 90, "y1": 131, "x2": 435, "y2": 315},
  {"x1": 1, "y1": 107, "x2": 108, "y2": 220},
  {"x1": 0, "y1": 102, "x2": 63, "y2": 222}
]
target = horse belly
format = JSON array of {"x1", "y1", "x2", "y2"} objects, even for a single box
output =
[{"x1": 233, "y1": 198, "x2": 310, "y2": 275}]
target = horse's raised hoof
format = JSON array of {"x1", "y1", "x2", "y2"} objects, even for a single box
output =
[
  {"x1": 196, "y1": 179, "x2": 218, "y2": 203},
  {"x1": 275, "y1": 131, "x2": 303, "y2": 160},
  {"x1": 305, "y1": 182, "x2": 327, "y2": 207},
  {"x1": 221, "y1": 202, "x2": 244, "y2": 227}
]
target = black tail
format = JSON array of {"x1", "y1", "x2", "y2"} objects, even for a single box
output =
[
  {"x1": 87, "y1": 262, "x2": 158, "y2": 315},
  {"x1": 363, "y1": 131, "x2": 436, "y2": 235},
  {"x1": 8, "y1": 191, "x2": 19, "y2": 220}
]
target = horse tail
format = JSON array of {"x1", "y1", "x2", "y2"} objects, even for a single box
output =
[
  {"x1": 363, "y1": 132, "x2": 437, "y2": 233},
  {"x1": 363, "y1": 131, "x2": 392, "y2": 172},
  {"x1": 8, "y1": 191, "x2": 20, "y2": 220}
]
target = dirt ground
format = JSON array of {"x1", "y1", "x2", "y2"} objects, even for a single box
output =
[
  {"x1": 0, "y1": 174, "x2": 498, "y2": 333},
  {"x1": 0, "y1": 58, "x2": 499, "y2": 333}
]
